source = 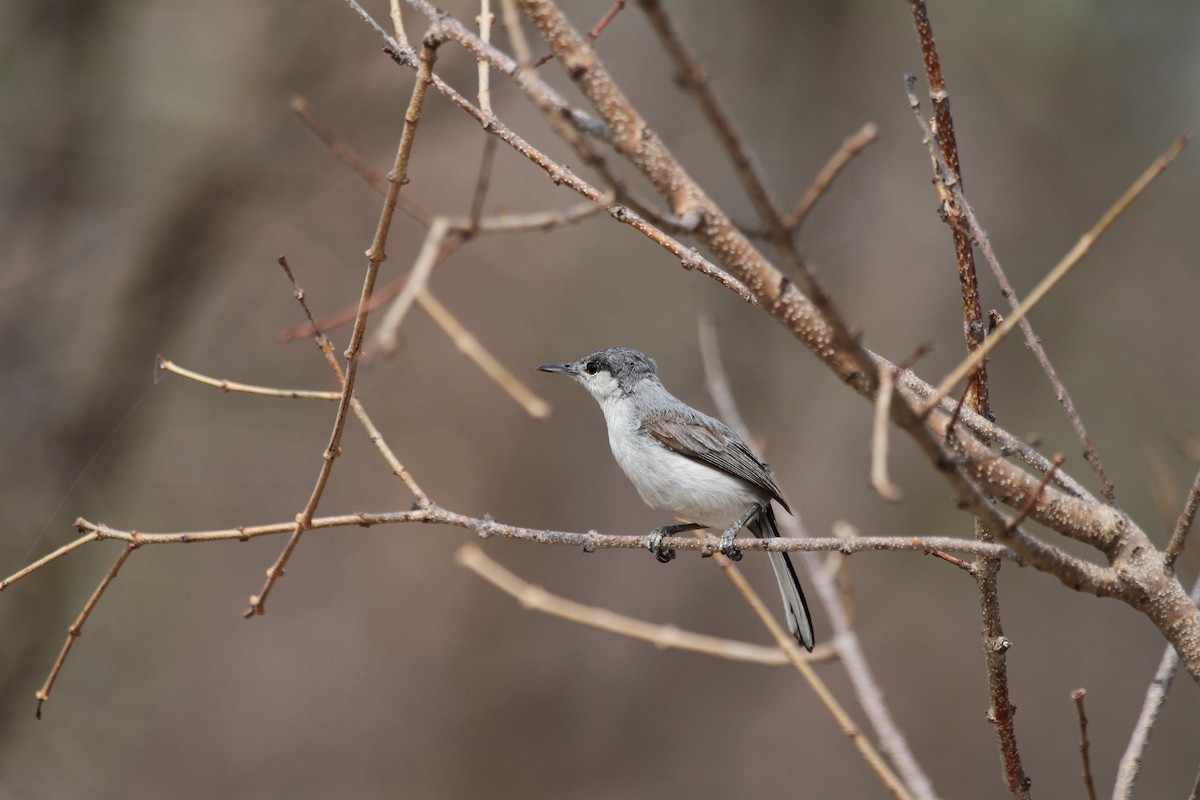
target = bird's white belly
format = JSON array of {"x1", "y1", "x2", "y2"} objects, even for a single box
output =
[{"x1": 602, "y1": 402, "x2": 762, "y2": 529}]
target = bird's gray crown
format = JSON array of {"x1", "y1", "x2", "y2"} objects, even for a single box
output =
[{"x1": 578, "y1": 347, "x2": 658, "y2": 393}]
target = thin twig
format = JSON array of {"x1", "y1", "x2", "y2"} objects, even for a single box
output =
[
  {"x1": 290, "y1": 96, "x2": 431, "y2": 226},
  {"x1": 784, "y1": 121, "x2": 880, "y2": 231},
  {"x1": 696, "y1": 315, "x2": 750, "y2": 441},
  {"x1": 416, "y1": 291, "x2": 551, "y2": 419},
  {"x1": 0, "y1": 531, "x2": 99, "y2": 591},
  {"x1": 921, "y1": 135, "x2": 1189, "y2": 416},
  {"x1": 1005, "y1": 454, "x2": 1065, "y2": 531},
  {"x1": 388, "y1": 0, "x2": 410, "y2": 49},
  {"x1": 712, "y1": 547, "x2": 915, "y2": 800},
  {"x1": 1166, "y1": 464, "x2": 1200, "y2": 569},
  {"x1": 455, "y1": 543, "x2": 834, "y2": 665},
  {"x1": 1070, "y1": 689, "x2": 1099, "y2": 800},
  {"x1": 35, "y1": 542, "x2": 138, "y2": 718},
  {"x1": 908, "y1": 7, "x2": 1021, "y2": 792},
  {"x1": 637, "y1": 0, "x2": 780, "y2": 232},
  {"x1": 277, "y1": 256, "x2": 430, "y2": 506},
  {"x1": 58, "y1": 514, "x2": 1019, "y2": 558},
  {"x1": 925, "y1": 549, "x2": 976, "y2": 574},
  {"x1": 370, "y1": 217, "x2": 451, "y2": 356},
  {"x1": 157, "y1": 356, "x2": 341, "y2": 401},
  {"x1": 871, "y1": 366, "x2": 904, "y2": 503},
  {"x1": 531, "y1": 0, "x2": 626, "y2": 68}
]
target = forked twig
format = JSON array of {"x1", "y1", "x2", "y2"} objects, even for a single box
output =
[
  {"x1": 277, "y1": 256, "x2": 430, "y2": 506},
  {"x1": 245, "y1": 31, "x2": 445, "y2": 620}
]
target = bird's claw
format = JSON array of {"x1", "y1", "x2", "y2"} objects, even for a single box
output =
[
  {"x1": 648, "y1": 530, "x2": 676, "y2": 563},
  {"x1": 718, "y1": 530, "x2": 743, "y2": 561}
]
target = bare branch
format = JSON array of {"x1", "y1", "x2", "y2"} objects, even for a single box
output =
[
  {"x1": 922, "y1": 135, "x2": 1189, "y2": 415},
  {"x1": 455, "y1": 543, "x2": 834, "y2": 665},
  {"x1": 35, "y1": 542, "x2": 138, "y2": 718},
  {"x1": 712, "y1": 548, "x2": 915, "y2": 800},
  {"x1": 1166, "y1": 464, "x2": 1200, "y2": 570},
  {"x1": 784, "y1": 122, "x2": 879, "y2": 231},
  {"x1": 907, "y1": 0, "x2": 990, "y2": 418},
  {"x1": 416, "y1": 291, "x2": 551, "y2": 419},
  {"x1": 277, "y1": 256, "x2": 431, "y2": 506},
  {"x1": 245, "y1": 30, "x2": 445, "y2": 620},
  {"x1": 871, "y1": 366, "x2": 904, "y2": 503},
  {"x1": 1113, "y1": 574, "x2": 1200, "y2": 799},
  {"x1": 157, "y1": 356, "x2": 341, "y2": 401},
  {"x1": 1069, "y1": 689, "x2": 1099, "y2": 800}
]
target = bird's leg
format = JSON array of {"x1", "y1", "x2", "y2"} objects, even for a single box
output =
[
  {"x1": 718, "y1": 504, "x2": 763, "y2": 561},
  {"x1": 647, "y1": 523, "x2": 705, "y2": 563}
]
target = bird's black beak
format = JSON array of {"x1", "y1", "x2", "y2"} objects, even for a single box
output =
[{"x1": 536, "y1": 361, "x2": 576, "y2": 375}]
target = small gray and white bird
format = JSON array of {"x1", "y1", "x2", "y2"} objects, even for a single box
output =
[{"x1": 538, "y1": 347, "x2": 814, "y2": 651}]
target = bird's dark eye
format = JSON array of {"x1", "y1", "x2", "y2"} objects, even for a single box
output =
[{"x1": 584, "y1": 360, "x2": 600, "y2": 375}]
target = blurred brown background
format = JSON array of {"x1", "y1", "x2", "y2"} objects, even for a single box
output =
[{"x1": 3, "y1": 1, "x2": 1199, "y2": 797}]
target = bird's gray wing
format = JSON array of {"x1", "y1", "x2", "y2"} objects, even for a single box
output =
[{"x1": 641, "y1": 413, "x2": 791, "y2": 513}]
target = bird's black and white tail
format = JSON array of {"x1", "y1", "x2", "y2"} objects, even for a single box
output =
[{"x1": 750, "y1": 506, "x2": 815, "y2": 651}]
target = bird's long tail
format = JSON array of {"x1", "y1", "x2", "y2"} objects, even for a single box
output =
[{"x1": 750, "y1": 506, "x2": 815, "y2": 651}]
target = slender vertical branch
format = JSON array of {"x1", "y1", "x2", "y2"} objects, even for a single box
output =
[
  {"x1": 1070, "y1": 689, "x2": 1099, "y2": 800},
  {"x1": 907, "y1": 3, "x2": 1027, "y2": 795},
  {"x1": 871, "y1": 366, "x2": 904, "y2": 502},
  {"x1": 908, "y1": 0, "x2": 989, "y2": 417}
]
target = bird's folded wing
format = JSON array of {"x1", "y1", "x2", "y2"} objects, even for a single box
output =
[{"x1": 641, "y1": 415, "x2": 790, "y2": 512}]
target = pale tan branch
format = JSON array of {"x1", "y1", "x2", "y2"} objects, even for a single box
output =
[
  {"x1": 416, "y1": 291, "x2": 550, "y2": 419},
  {"x1": 35, "y1": 542, "x2": 138, "y2": 718},
  {"x1": 370, "y1": 217, "x2": 451, "y2": 357},
  {"x1": 871, "y1": 366, "x2": 903, "y2": 503},
  {"x1": 712, "y1": 548, "x2": 914, "y2": 800},
  {"x1": 157, "y1": 356, "x2": 341, "y2": 401},
  {"x1": 455, "y1": 544, "x2": 834, "y2": 665}
]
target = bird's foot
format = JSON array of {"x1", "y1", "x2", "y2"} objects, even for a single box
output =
[
  {"x1": 647, "y1": 529, "x2": 677, "y2": 563},
  {"x1": 718, "y1": 528, "x2": 743, "y2": 561}
]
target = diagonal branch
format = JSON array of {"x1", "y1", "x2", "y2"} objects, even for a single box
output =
[
  {"x1": 244, "y1": 30, "x2": 445, "y2": 619},
  {"x1": 34, "y1": 542, "x2": 138, "y2": 718}
]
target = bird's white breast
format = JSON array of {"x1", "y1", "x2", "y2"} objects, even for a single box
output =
[{"x1": 598, "y1": 395, "x2": 763, "y2": 529}]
